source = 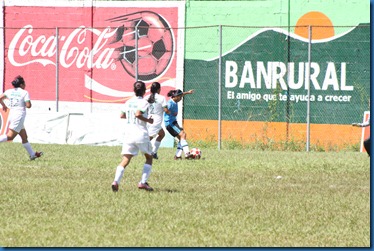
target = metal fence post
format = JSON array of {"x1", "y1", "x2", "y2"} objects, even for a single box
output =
[
  {"x1": 135, "y1": 22, "x2": 140, "y2": 82},
  {"x1": 55, "y1": 27, "x2": 59, "y2": 112},
  {"x1": 306, "y1": 25, "x2": 312, "y2": 152},
  {"x1": 218, "y1": 25, "x2": 222, "y2": 150}
]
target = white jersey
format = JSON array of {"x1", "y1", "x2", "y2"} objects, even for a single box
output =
[
  {"x1": 144, "y1": 93, "x2": 167, "y2": 137},
  {"x1": 3, "y1": 88, "x2": 30, "y2": 133},
  {"x1": 3, "y1": 88, "x2": 30, "y2": 111},
  {"x1": 121, "y1": 96, "x2": 150, "y2": 143},
  {"x1": 145, "y1": 93, "x2": 167, "y2": 118}
]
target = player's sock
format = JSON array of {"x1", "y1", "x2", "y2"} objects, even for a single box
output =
[
  {"x1": 180, "y1": 139, "x2": 190, "y2": 156},
  {"x1": 175, "y1": 142, "x2": 182, "y2": 157},
  {"x1": 153, "y1": 140, "x2": 161, "y2": 154},
  {"x1": 140, "y1": 164, "x2": 152, "y2": 184},
  {"x1": 22, "y1": 142, "x2": 35, "y2": 156},
  {"x1": 0, "y1": 135, "x2": 7, "y2": 143},
  {"x1": 114, "y1": 165, "x2": 125, "y2": 184}
]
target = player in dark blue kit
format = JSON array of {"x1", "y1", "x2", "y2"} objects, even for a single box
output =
[{"x1": 164, "y1": 89, "x2": 194, "y2": 160}]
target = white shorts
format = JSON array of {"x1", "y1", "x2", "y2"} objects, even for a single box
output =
[
  {"x1": 147, "y1": 115, "x2": 163, "y2": 138},
  {"x1": 9, "y1": 111, "x2": 26, "y2": 133},
  {"x1": 148, "y1": 124, "x2": 163, "y2": 138},
  {"x1": 121, "y1": 141, "x2": 152, "y2": 156}
]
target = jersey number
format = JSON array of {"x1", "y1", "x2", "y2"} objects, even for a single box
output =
[{"x1": 126, "y1": 110, "x2": 137, "y2": 124}]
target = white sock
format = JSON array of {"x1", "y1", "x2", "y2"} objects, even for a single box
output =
[
  {"x1": 0, "y1": 135, "x2": 7, "y2": 143},
  {"x1": 140, "y1": 164, "x2": 152, "y2": 184},
  {"x1": 22, "y1": 142, "x2": 35, "y2": 156},
  {"x1": 176, "y1": 142, "x2": 182, "y2": 157},
  {"x1": 180, "y1": 139, "x2": 190, "y2": 156},
  {"x1": 114, "y1": 165, "x2": 125, "y2": 184},
  {"x1": 153, "y1": 140, "x2": 161, "y2": 153}
]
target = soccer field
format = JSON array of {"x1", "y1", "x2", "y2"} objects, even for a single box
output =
[{"x1": 0, "y1": 143, "x2": 370, "y2": 247}]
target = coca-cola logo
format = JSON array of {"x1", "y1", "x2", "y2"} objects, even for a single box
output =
[
  {"x1": 8, "y1": 25, "x2": 117, "y2": 69},
  {"x1": 6, "y1": 9, "x2": 177, "y2": 101},
  {"x1": 8, "y1": 11, "x2": 175, "y2": 81}
]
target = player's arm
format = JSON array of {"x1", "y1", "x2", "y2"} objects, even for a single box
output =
[
  {"x1": 25, "y1": 100, "x2": 31, "y2": 109},
  {"x1": 135, "y1": 110, "x2": 153, "y2": 124},
  {"x1": 120, "y1": 103, "x2": 127, "y2": 119},
  {"x1": 181, "y1": 89, "x2": 194, "y2": 97},
  {"x1": 163, "y1": 106, "x2": 170, "y2": 114},
  {"x1": 24, "y1": 92, "x2": 32, "y2": 108},
  {"x1": 0, "y1": 93, "x2": 8, "y2": 112}
]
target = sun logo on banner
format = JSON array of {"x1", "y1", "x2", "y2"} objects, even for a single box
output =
[{"x1": 294, "y1": 11, "x2": 334, "y2": 40}]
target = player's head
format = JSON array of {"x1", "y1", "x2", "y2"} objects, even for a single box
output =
[
  {"x1": 167, "y1": 89, "x2": 183, "y2": 102},
  {"x1": 148, "y1": 82, "x2": 161, "y2": 104},
  {"x1": 150, "y1": 82, "x2": 161, "y2": 94},
  {"x1": 167, "y1": 89, "x2": 182, "y2": 97},
  {"x1": 12, "y1": 75, "x2": 25, "y2": 88},
  {"x1": 134, "y1": 81, "x2": 146, "y2": 97}
]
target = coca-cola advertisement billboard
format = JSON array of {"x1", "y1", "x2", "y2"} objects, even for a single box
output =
[{"x1": 2, "y1": 1, "x2": 185, "y2": 111}]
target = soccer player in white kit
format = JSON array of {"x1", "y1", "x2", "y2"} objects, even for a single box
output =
[
  {"x1": 0, "y1": 75, "x2": 43, "y2": 160},
  {"x1": 111, "y1": 81, "x2": 154, "y2": 192},
  {"x1": 145, "y1": 82, "x2": 168, "y2": 159}
]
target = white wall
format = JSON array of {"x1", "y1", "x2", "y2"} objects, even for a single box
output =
[{"x1": 12, "y1": 110, "x2": 174, "y2": 148}]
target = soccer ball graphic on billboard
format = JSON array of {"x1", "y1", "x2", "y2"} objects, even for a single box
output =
[{"x1": 108, "y1": 11, "x2": 175, "y2": 82}]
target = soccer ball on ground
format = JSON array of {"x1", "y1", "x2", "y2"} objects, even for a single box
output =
[{"x1": 190, "y1": 148, "x2": 202, "y2": 159}]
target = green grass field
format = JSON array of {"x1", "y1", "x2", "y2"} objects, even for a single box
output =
[{"x1": 0, "y1": 142, "x2": 370, "y2": 247}]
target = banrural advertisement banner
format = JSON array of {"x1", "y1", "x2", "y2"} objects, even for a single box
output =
[
  {"x1": 185, "y1": 24, "x2": 370, "y2": 124},
  {"x1": 182, "y1": 1, "x2": 369, "y2": 148}
]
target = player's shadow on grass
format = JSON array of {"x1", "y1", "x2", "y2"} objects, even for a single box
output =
[{"x1": 157, "y1": 188, "x2": 179, "y2": 193}]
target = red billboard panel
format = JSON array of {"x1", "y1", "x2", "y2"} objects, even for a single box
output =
[{"x1": 3, "y1": 1, "x2": 184, "y2": 105}]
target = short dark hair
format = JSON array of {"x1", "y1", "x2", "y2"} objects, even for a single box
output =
[
  {"x1": 133, "y1": 81, "x2": 146, "y2": 97},
  {"x1": 167, "y1": 89, "x2": 183, "y2": 97},
  {"x1": 12, "y1": 75, "x2": 25, "y2": 88}
]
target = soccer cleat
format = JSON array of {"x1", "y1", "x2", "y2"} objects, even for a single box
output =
[
  {"x1": 174, "y1": 155, "x2": 182, "y2": 160},
  {"x1": 111, "y1": 181, "x2": 119, "y2": 192},
  {"x1": 152, "y1": 153, "x2": 158, "y2": 159},
  {"x1": 138, "y1": 182, "x2": 154, "y2": 191},
  {"x1": 185, "y1": 153, "x2": 194, "y2": 160},
  {"x1": 30, "y1": 151, "x2": 43, "y2": 161}
]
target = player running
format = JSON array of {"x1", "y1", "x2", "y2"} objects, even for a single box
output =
[
  {"x1": 111, "y1": 81, "x2": 154, "y2": 192},
  {"x1": 145, "y1": 82, "x2": 168, "y2": 160},
  {"x1": 0, "y1": 75, "x2": 43, "y2": 160}
]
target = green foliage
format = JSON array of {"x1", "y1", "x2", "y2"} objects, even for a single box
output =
[{"x1": 0, "y1": 143, "x2": 369, "y2": 247}]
